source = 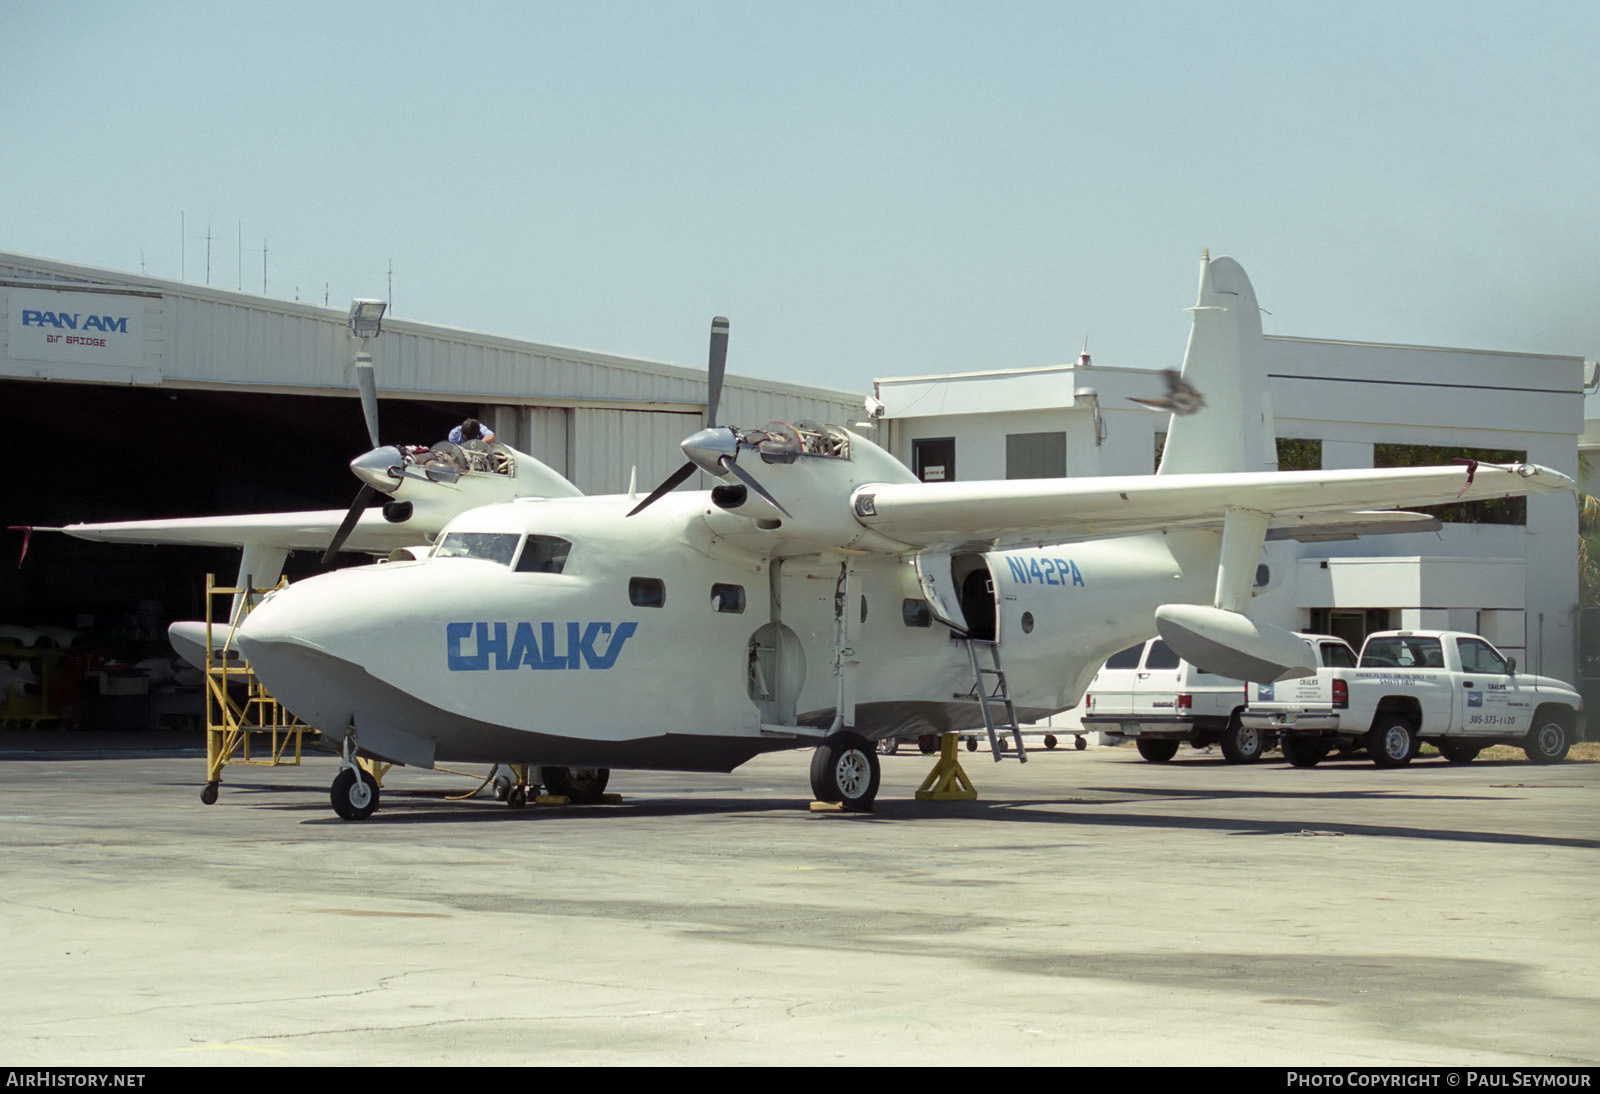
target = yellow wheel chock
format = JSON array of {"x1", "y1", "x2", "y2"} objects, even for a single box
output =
[{"x1": 915, "y1": 732, "x2": 978, "y2": 801}]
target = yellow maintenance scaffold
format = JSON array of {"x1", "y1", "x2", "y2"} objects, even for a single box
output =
[{"x1": 199, "y1": 573, "x2": 319, "y2": 804}]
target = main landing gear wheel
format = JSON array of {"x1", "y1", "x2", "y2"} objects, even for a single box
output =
[
  {"x1": 1219, "y1": 716, "x2": 1265, "y2": 764},
  {"x1": 1281, "y1": 736, "x2": 1326, "y2": 768},
  {"x1": 492, "y1": 773, "x2": 514, "y2": 801},
  {"x1": 331, "y1": 767, "x2": 380, "y2": 821},
  {"x1": 507, "y1": 786, "x2": 528, "y2": 809},
  {"x1": 542, "y1": 766, "x2": 611, "y2": 804},
  {"x1": 1437, "y1": 740, "x2": 1482, "y2": 764},
  {"x1": 1074, "y1": 735, "x2": 1087, "y2": 750},
  {"x1": 1042, "y1": 734, "x2": 1058, "y2": 750},
  {"x1": 810, "y1": 731, "x2": 881, "y2": 812},
  {"x1": 1368, "y1": 717, "x2": 1416, "y2": 769},
  {"x1": 1135, "y1": 738, "x2": 1179, "y2": 762}
]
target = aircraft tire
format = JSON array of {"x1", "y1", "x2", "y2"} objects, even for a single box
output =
[
  {"x1": 810, "y1": 732, "x2": 880, "y2": 811},
  {"x1": 1368, "y1": 717, "x2": 1416, "y2": 769},
  {"x1": 1281, "y1": 736, "x2": 1325, "y2": 768},
  {"x1": 1074, "y1": 735, "x2": 1087, "y2": 750},
  {"x1": 507, "y1": 786, "x2": 527, "y2": 809},
  {"x1": 1042, "y1": 734, "x2": 1058, "y2": 750},
  {"x1": 542, "y1": 766, "x2": 610, "y2": 804},
  {"x1": 876, "y1": 738, "x2": 899, "y2": 756},
  {"x1": 331, "y1": 767, "x2": 379, "y2": 821},
  {"x1": 917, "y1": 735, "x2": 939, "y2": 755},
  {"x1": 1135, "y1": 738, "x2": 1179, "y2": 762},
  {"x1": 965, "y1": 736, "x2": 978, "y2": 752},
  {"x1": 1437, "y1": 740, "x2": 1481, "y2": 764},
  {"x1": 1219, "y1": 715, "x2": 1265, "y2": 764},
  {"x1": 492, "y1": 773, "x2": 513, "y2": 801}
]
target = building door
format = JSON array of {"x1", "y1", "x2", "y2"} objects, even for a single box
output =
[{"x1": 913, "y1": 438, "x2": 955, "y2": 483}]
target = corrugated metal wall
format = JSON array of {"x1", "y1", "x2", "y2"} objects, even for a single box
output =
[{"x1": 1, "y1": 253, "x2": 869, "y2": 505}]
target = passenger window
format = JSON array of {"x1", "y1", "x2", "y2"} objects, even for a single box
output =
[
  {"x1": 902, "y1": 599, "x2": 933, "y2": 627},
  {"x1": 1321, "y1": 643, "x2": 1356, "y2": 669},
  {"x1": 629, "y1": 577, "x2": 666, "y2": 608},
  {"x1": 515, "y1": 535, "x2": 573, "y2": 574},
  {"x1": 1104, "y1": 644, "x2": 1144, "y2": 670},
  {"x1": 711, "y1": 583, "x2": 745, "y2": 614},
  {"x1": 1456, "y1": 638, "x2": 1507, "y2": 674},
  {"x1": 1144, "y1": 642, "x2": 1180, "y2": 670}
]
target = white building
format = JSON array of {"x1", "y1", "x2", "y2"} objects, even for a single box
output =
[{"x1": 875, "y1": 337, "x2": 1586, "y2": 683}]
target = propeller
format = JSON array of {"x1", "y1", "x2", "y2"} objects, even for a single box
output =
[
  {"x1": 323, "y1": 346, "x2": 387, "y2": 564},
  {"x1": 322, "y1": 484, "x2": 378, "y2": 566},
  {"x1": 628, "y1": 317, "x2": 791, "y2": 519}
]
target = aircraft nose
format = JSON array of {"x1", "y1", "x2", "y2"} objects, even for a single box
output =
[
  {"x1": 233, "y1": 580, "x2": 363, "y2": 732},
  {"x1": 350, "y1": 445, "x2": 405, "y2": 492}
]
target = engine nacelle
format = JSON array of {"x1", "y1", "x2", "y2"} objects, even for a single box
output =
[{"x1": 1154, "y1": 604, "x2": 1317, "y2": 684}]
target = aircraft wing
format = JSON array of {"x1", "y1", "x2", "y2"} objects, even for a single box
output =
[
  {"x1": 849, "y1": 463, "x2": 1571, "y2": 552},
  {"x1": 49, "y1": 509, "x2": 429, "y2": 555}
]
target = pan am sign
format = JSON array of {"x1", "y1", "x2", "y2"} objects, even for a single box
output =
[{"x1": 8, "y1": 287, "x2": 146, "y2": 370}]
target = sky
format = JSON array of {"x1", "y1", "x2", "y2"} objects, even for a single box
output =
[{"x1": 3, "y1": 1, "x2": 1597, "y2": 396}]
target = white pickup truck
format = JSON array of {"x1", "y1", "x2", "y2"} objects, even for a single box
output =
[
  {"x1": 1082, "y1": 634, "x2": 1357, "y2": 763},
  {"x1": 1242, "y1": 630, "x2": 1584, "y2": 767}
]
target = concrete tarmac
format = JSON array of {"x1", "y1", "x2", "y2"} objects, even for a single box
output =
[{"x1": 0, "y1": 738, "x2": 1595, "y2": 1067}]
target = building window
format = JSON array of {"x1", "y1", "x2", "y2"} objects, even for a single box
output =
[
  {"x1": 1373, "y1": 444, "x2": 1527, "y2": 525},
  {"x1": 1006, "y1": 432, "x2": 1066, "y2": 479},
  {"x1": 1277, "y1": 438, "x2": 1322, "y2": 471},
  {"x1": 629, "y1": 577, "x2": 666, "y2": 608},
  {"x1": 710, "y1": 583, "x2": 745, "y2": 613}
]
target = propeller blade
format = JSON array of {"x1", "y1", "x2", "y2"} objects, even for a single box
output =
[
  {"x1": 322, "y1": 484, "x2": 377, "y2": 566},
  {"x1": 723, "y1": 457, "x2": 793, "y2": 519},
  {"x1": 705, "y1": 316, "x2": 728, "y2": 428},
  {"x1": 354, "y1": 352, "x2": 381, "y2": 449},
  {"x1": 626, "y1": 461, "x2": 698, "y2": 517}
]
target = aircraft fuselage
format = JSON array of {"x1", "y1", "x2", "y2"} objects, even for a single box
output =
[{"x1": 235, "y1": 489, "x2": 1221, "y2": 772}]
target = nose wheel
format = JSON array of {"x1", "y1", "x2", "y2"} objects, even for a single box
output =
[{"x1": 331, "y1": 766, "x2": 380, "y2": 820}]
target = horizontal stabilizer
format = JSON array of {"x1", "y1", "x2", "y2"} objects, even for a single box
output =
[{"x1": 1155, "y1": 604, "x2": 1317, "y2": 684}]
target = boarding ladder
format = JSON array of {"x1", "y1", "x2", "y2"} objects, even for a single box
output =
[
  {"x1": 200, "y1": 573, "x2": 317, "y2": 802},
  {"x1": 961, "y1": 638, "x2": 1027, "y2": 763}
]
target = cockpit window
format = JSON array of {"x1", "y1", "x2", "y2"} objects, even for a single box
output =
[
  {"x1": 433, "y1": 532, "x2": 521, "y2": 566},
  {"x1": 516, "y1": 535, "x2": 573, "y2": 574}
]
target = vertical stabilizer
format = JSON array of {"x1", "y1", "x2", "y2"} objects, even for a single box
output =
[{"x1": 1156, "y1": 254, "x2": 1276, "y2": 476}]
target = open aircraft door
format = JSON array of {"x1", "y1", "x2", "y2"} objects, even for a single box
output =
[{"x1": 914, "y1": 551, "x2": 968, "y2": 634}]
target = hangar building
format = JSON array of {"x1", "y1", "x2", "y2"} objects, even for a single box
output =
[{"x1": 0, "y1": 251, "x2": 861, "y2": 644}]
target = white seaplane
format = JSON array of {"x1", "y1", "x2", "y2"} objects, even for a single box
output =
[{"x1": 57, "y1": 258, "x2": 1575, "y2": 818}]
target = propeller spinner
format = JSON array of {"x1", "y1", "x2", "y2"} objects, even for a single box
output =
[{"x1": 627, "y1": 317, "x2": 792, "y2": 519}]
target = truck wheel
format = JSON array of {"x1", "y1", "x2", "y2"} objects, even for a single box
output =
[
  {"x1": 1281, "y1": 736, "x2": 1325, "y2": 768},
  {"x1": 1523, "y1": 713, "x2": 1572, "y2": 764},
  {"x1": 1219, "y1": 715, "x2": 1264, "y2": 764},
  {"x1": 1368, "y1": 717, "x2": 1416, "y2": 768},
  {"x1": 1437, "y1": 740, "x2": 1481, "y2": 764},
  {"x1": 1135, "y1": 738, "x2": 1179, "y2": 762}
]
